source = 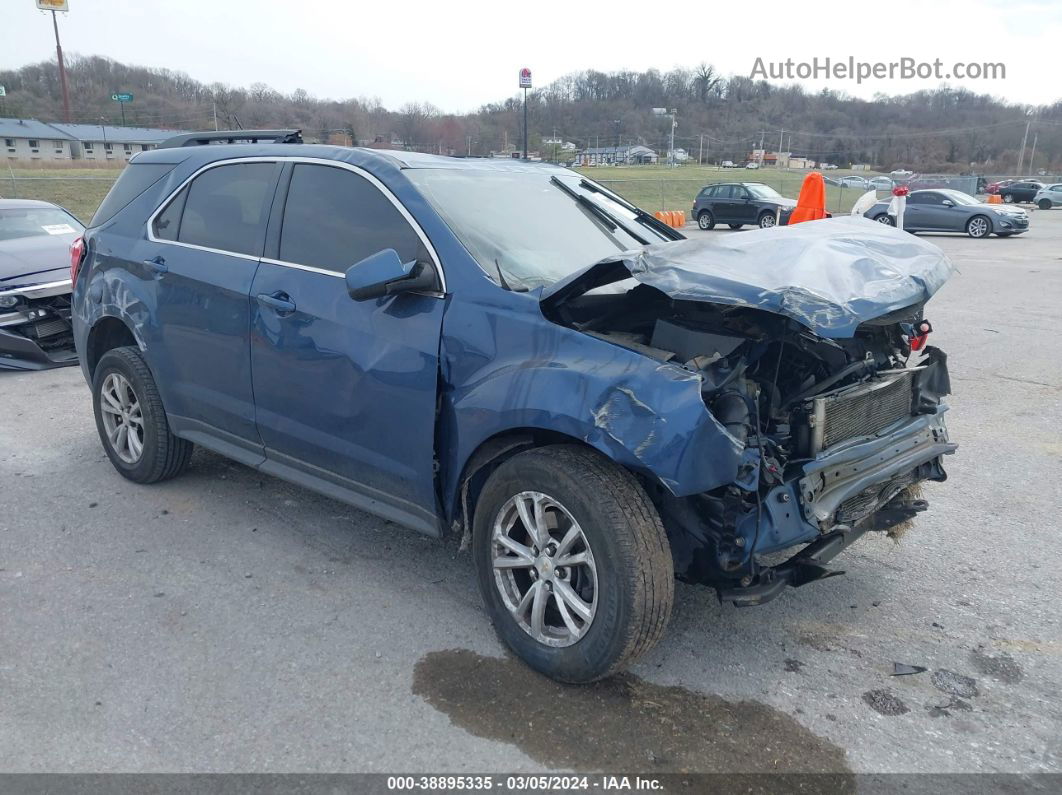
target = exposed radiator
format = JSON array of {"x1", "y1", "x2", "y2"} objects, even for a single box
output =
[{"x1": 807, "y1": 370, "x2": 915, "y2": 455}]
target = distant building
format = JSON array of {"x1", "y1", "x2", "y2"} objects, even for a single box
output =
[
  {"x1": 1, "y1": 118, "x2": 74, "y2": 161},
  {"x1": 576, "y1": 145, "x2": 657, "y2": 166},
  {"x1": 47, "y1": 123, "x2": 178, "y2": 161},
  {"x1": 542, "y1": 137, "x2": 577, "y2": 152},
  {"x1": 1, "y1": 117, "x2": 179, "y2": 162}
]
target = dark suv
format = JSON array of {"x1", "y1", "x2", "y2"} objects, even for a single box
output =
[
  {"x1": 998, "y1": 181, "x2": 1044, "y2": 204},
  {"x1": 71, "y1": 131, "x2": 956, "y2": 683},
  {"x1": 693, "y1": 182, "x2": 797, "y2": 230}
]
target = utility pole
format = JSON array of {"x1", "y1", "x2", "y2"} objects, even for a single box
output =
[
  {"x1": 698, "y1": 133, "x2": 704, "y2": 165},
  {"x1": 1017, "y1": 119, "x2": 1031, "y2": 174},
  {"x1": 1029, "y1": 133, "x2": 1038, "y2": 175},
  {"x1": 212, "y1": 100, "x2": 219, "y2": 131},
  {"x1": 778, "y1": 128, "x2": 785, "y2": 168},
  {"x1": 49, "y1": 8, "x2": 71, "y2": 123}
]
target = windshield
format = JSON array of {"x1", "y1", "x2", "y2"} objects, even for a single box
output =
[
  {"x1": 746, "y1": 184, "x2": 782, "y2": 199},
  {"x1": 939, "y1": 190, "x2": 979, "y2": 206},
  {"x1": 405, "y1": 169, "x2": 668, "y2": 290},
  {"x1": 0, "y1": 207, "x2": 84, "y2": 243}
]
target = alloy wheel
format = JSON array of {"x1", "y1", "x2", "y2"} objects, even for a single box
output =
[
  {"x1": 760, "y1": 213, "x2": 776, "y2": 228},
  {"x1": 99, "y1": 372, "x2": 145, "y2": 464},
  {"x1": 968, "y1": 216, "x2": 989, "y2": 238},
  {"x1": 491, "y1": 491, "x2": 598, "y2": 647}
]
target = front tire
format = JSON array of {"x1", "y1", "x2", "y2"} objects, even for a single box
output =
[
  {"x1": 1039, "y1": 199, "x2": 1052, "y2": 210},
  {"x1": 966, "y1": 214, "x2": 991, "y2": 239},
  {"x1": 697, "y1": 210, "x2": 715, "y2": 230},
  {"x1": 92, "y1": 346, "x2": 193, "y2": 484},
  {"x1": 758, "y1": 212, "x2": 777, "y2": 228},
  {"x1": 873, "y1": 213, "x2": 895, "y2": 226},
  {"x1": 473, "y1": 445, "x2": 673, "y2": 683}
]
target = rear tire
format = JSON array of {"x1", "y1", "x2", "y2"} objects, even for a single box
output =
[
  {"x1": 1039, "y1": 199, "x2": 1052, "y2": 210},
  {"x1": 92, "y1": 346, "x2": 193, "y2": 484},
  {"x1": 1002, "y1": 193, "x2": 1014, "y2": 203},
  {"x1": 697, "y1": 210, "x2": 715, "y2": 230},
  {"x1": 472, "y1": 445, "x2": 673, "y2": 683}
]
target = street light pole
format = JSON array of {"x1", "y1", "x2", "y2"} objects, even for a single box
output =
[
  {"x1": 50, "y1": 9, "x2": 71, "y2": 123},
  {"x1": 522, "y1": 86, "x2": 528, "y2": 160}
]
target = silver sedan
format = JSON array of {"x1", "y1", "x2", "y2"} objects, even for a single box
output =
[{"x1": 863, "y1": 189, "x2": 1028, "y2": 238}]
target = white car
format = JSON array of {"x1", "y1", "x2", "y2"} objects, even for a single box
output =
[
  {"x1": 745, "y1": 162, "x2": 760, "y2": 169},
  {"x1": 869, "y1": 176, "x2": 894, "y2": 191},
  {"x1": 839, "y1": 175, "x2": 869, "y2": 188},
  {"x1": 1033, "y1": 183, "x2": 1062, "y2": 210},
  {"x1": 819, "y1": 163, "x2": 838, "y2": 170},
  {"x1": 891, "y1": 169, "x2": 914, "y2": 178}
]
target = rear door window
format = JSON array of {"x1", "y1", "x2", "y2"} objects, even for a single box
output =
[
  {"x1": 176, "y1": 163, "x2": 278, "y2": 256},
  {"x1": 278, "y1": 164, "x2": 422, "y2": 272}
]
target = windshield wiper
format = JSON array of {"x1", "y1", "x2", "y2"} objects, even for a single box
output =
[
  {"x1": 550, "y1": 176, "x2": 650, "y2": 246},
  {"x1": 578, "y1": 179, "x2": 684, "y2": 241}
]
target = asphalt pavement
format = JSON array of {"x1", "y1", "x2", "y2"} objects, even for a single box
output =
[{"x1": 1, "y1": 209, "x2": 1060, "y2": 776}]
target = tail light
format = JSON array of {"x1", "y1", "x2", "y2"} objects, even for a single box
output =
[{"x1": 70, "y1": 236, "x2": 86, "y2": 287}]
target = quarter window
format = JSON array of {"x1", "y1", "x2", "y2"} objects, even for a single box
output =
[
  {"x1": 177, "y1": 163, "x2": 277, "y2": 256},
  {"x1": 279, "y1": 164, "x2": 422, "y2": 272}
]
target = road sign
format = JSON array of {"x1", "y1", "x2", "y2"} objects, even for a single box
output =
[
  {"x1": 0, "y1": 86, "x2": 6, "y2": 97},
  {"x1": 36, "y1": 0, "x2": 69, "y2": 10},
  {"x1": 519, "y1": 68, "x2": 532, "y2": 89},
  {"x1": 111, "y1": 92, "x2": 133, "y2": 102}
]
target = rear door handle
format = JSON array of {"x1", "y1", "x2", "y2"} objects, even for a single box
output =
[
  {"x1": 143, "y1": 256, "x2": 167, "y2": 274},
  {"x1": 256, "y1": 291, "x2": 296, "y2": 315}
]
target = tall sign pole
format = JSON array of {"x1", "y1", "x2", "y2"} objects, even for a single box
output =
[
  {"x1": 38, "y1": 1, "x2": 72, "y2": 122},
  {"x1": 519, "y1": 68, "x2": 532, "y2": 160}
]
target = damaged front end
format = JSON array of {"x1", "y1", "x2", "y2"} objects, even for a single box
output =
[
  {"x1": 542, "y1": 217, "x2": 957, "y2": 606},
  {"x1": 0, "y1": 279, "x2": 77, "y2": 371}
]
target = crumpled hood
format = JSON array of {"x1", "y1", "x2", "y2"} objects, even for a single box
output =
[
  {"x1": 0, "y1": 233, "x2": 76, "y2": 287},
  {"x1": 542, "y1": 215, "x2": 955, "y2": 338}
]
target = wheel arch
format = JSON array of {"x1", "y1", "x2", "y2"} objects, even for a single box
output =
[
  {"x1": 85, "y1": 315, "x2": 139, "y2": 378},
  {"x1": 447, "y1": 428, "x2": 620, "y2": 541}
]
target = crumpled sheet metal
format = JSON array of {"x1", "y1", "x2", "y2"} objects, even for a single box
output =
[{"x1": 621, "y1": 216, "x2": 955, "y2": 338}]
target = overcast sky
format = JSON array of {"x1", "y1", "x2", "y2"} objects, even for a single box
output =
[{"x1": 3, "y1": 0, "x2": 1061, "y2": 111}]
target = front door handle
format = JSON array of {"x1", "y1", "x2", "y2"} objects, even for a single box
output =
[
  {"x1": 143, "y1": 256, "x2": 167, "y2": 274},
  {"x1": 256, "y1": 291, "x2": 296, "y2": 315}
]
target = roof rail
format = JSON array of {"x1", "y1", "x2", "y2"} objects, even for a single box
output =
[{"x1": 158, "y1": 129, "x2": 303, "y2": 149}]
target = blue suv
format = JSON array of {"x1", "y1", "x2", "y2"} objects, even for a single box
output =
[{"x1": 72, "y1": 131, "x2": 956, "y2": 682}]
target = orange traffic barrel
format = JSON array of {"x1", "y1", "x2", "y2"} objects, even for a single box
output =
[{"x1": 987, "y1": 194, "x2": 1002, "y2": 204}]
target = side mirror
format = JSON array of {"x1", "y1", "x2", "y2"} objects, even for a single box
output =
[
  {"x1": 941, "y1": 199, "x2": 954, "y2": 207},
  {"x1": 345, "y1": 248, "x2": 437, "y2": 301}
]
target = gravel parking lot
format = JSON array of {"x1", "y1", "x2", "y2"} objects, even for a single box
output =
[{"x1": 1, "y1": 211, "x2": 1060, "y2": 776}]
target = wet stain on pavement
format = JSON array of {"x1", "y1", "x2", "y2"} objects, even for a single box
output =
[
  {"x1": 861, "y1": 689, "x2": 909, "y2": 716},
  {"x1": 931, "y1": 669, "x2": 979, "y2": 699},
  {"x1": 412, "y1": 649, "x2": 852, "y2": 776},
  {"x1": 970, "y1": 645, "x2": 1024, "y2": 684}
]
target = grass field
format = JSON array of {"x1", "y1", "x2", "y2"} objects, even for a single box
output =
[
  {"x1": 2, "y1": 163, "x2": 885, "y2": 226},
  {"x1": 2, "y1": 168, "x2": 125, "y2": 222}
]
